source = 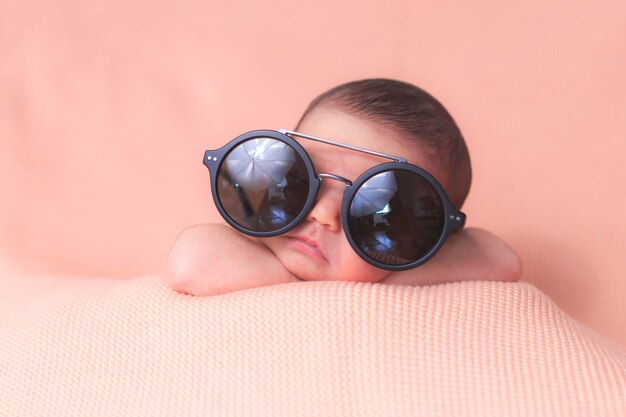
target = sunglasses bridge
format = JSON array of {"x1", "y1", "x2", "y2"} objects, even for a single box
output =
[{"x1": 316, "y1": 172, "x2": 352, "y2": 186}]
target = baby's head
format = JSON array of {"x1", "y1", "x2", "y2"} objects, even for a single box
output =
[
  {"x1": 262, "y1": 78, "x2": 472, "y2": 282},
  {"x1": 296, "y1": 78, "x2": 472, "y2": 208}
]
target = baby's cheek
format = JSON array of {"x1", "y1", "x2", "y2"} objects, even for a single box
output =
[{"x1": 333, "y1": 252, "x2": 390, "y2": 283}]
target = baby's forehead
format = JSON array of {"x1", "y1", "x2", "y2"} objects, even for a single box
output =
[
  {"x1": 296, "y1": 138, "x2": 385, "y2": 177},
  {"x1": 294, "y1": 107, "x2": 446, "y2": 182},
  {"x1": 295, "y1": 132, "x2": 426, "y2": 168}
]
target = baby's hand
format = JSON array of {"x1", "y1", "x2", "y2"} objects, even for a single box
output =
[
  {"x1": 382, "y1": 227, "x2": 523, "y2": 287},
  {"x1": 166, "y1": 223, "x2": 299, "y2": 296}
]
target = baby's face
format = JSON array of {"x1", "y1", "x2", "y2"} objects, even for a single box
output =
[{"x1": 262, "y1": 107, "x2": 449, "y2": 282}]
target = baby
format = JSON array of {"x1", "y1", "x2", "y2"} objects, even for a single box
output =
[{"x1": 166, "y1": 79, "x2": 522, "y2": 296}]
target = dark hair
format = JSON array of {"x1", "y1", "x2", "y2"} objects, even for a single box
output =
[{"x1": 296, "y1": 78, "x2": 472, "y2": 208}]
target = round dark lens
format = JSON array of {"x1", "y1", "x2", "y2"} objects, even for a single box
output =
[
  {"x1": 348, "y1": 170, "x2": 445, "y2": 265},
  {"x1": 216, "y1": 138, "x2": 310, "y2": 233}
]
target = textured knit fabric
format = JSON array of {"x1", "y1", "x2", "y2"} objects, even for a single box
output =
[{"x1": 1, "y1": 274, "x2": 624, "y2": 416}]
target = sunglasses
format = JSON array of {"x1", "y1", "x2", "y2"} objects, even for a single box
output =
[{"x1": 203, "y1": 129, "x2": 466, "y2": 271}]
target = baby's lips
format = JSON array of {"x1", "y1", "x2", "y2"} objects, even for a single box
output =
[{"x1": 286, "y1": 234, "x2": 328, "y2": 261}]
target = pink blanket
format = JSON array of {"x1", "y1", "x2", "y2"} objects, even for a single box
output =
[{"x1": 1, "y1": 275, "x2": 624, "y2": 416}]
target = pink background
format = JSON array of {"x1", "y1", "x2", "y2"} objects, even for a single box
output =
[{"x1": 1, "y1": 1, "x2": 625, "y2": 345}]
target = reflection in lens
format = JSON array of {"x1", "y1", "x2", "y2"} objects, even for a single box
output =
[
  {"x1": 348, "y1": 170, "x2": 445, "y2": 266},
  {"x1": 217, "y1": 138, "x2": 310, "y2": 232}
]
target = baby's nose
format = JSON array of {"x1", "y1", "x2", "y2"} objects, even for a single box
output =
[{"x1": 306, "y1": 179, "x2": 344, "y2": 232}]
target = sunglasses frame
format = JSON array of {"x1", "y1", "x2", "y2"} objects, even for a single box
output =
[{"x1": 204, "y1": 129, "x2": 466, "y2": 271}]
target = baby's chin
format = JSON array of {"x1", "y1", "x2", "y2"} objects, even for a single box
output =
[
  {"x1": 284, "y1": 259, "x2": 389, "y2": 283},
  {"x1": 267, "y1": 238, "x2": 390, "y2": 282},
  {"x1": 298, "y1": 274, "x2": 386, "y2": 283}
]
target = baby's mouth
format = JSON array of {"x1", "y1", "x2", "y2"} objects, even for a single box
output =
[{"x1": 284, "y1": 235, "x2": 327, "y2": 261}]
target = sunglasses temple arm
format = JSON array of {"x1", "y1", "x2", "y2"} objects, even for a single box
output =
[{"x1": 453, "y1": 211, "x2": 467, "y2": 232}]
